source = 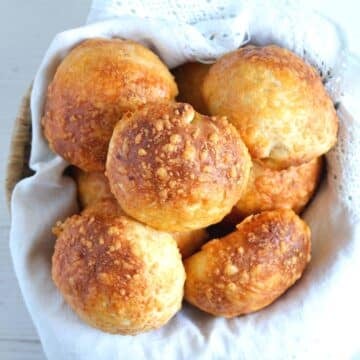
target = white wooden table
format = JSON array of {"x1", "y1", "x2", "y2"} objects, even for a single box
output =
[
  {"x1": 0, "y1": 2, "x2": 90, "y2": 359},
  {"x1": 0, "y1": 1, "x2": 358, "y2": 359}
]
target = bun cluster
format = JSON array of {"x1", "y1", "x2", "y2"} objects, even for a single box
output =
[{"x1": 44, "y1": 39, "x2": 337, "y2": 334}]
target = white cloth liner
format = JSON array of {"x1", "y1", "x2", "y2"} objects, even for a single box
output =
[{"x1": 9, "y1": 1, "x2": 360, "y2": 359}]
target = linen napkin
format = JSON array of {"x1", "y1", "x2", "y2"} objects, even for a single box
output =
[{"x1": 10, "y1": 1, "x2": 360, "y2": 359}]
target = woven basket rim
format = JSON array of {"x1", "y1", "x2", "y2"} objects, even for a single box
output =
[{"x1": 5, "y1": 86, "x2": 34, "y2": 210}]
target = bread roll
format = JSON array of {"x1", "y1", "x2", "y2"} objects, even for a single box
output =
[
  {"x1": 81, "y1": 198, "x2": 125, "y2": 218},
  {"x1": 173, "y1": 62, "x2": 210, "y2": 114},
  {"x1": 106, "y1": 102, "x2": 251, "y2": 231},
  {"x1": 83, "y1": 198, "x2": 208, "y2": 258},
  {"x1": 43, "y1": 38, "x2": 178, "y2": 172},
  {"x1": 225, "y1": 157, "x2": 322, "y2": 224},
  {"x1": 172, "y1": 229, "x2": 208, "y2": 259},
  {"x1": 72, "y1": 168, "x2": 208, "y2": 257},
  {"x1": 203, "y1": 45, "x2": 338, "y2": 169},
  {"x1": 52, "y1": 199, "x2": 185, "y2": 334},
  {"x1": 71, "y1": 167, "x2": 114, "y2": 208},
  {"x1": 184, "y1": 209, "x2": 311, "y2": 317}
]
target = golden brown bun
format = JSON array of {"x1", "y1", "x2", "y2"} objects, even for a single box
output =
[
  {"x1": 106, "y1": 102, "x2": 251, "y2": 231},
  {"x1": 224, "y1": 157, "x2": 323, "y2": 223},
  {"x1": 43, "y1": 38, "x2": 178, "y2": 172},
  {"x1": 52, "y1": 199, "x2": 185, "y2": 335},
  {"x1": 84, "y1": 196, "x2": 210, "y2": 259},
  {"x1": 203, "y1": 45, "x2": 338, "y2": 169},
  {"x1": 172, "y1": 229, "x2": 208, "y2": 259},
  {"x1": 72, "y1": 168, "x2": 208, "y2": 257},
  {"x1": 71, "y1": 167, "x2": 114, "y2": 209},
  {"x1": 84, "y1": 197, "x2": 208, "y2": 259},
  {"x1": 184, "y1": 209, "x2": 311, "y2": 317},
  {"x1": 81, "y1": 198, "x2": 125, "y2": 218},
  {"x1": 173, "y1": 62, "x2": 211, "y2": 114}
]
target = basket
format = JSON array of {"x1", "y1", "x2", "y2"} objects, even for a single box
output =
[{"x1": 5, "y1": 87, "x2": 34, "y2": 208}]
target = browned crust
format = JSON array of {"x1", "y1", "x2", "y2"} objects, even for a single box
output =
[
  {"x1": 184, "y1": 209, "x2": 311, "y2": 317},
  {"x1": 42, "y1": 38, "x2": 178, "y2": 171},
  {"x1": 80, "y1": 198, "x2": 125, "y2": 218},
  {"x1": 106, "y1": 102, "x2": 251, "y2": 231},
  {"x1": 52, "y1": 199, "x2": 185, "y2": 334},
  {"x1": 173, "y1": 62, "x2": 211, "y2": 114},
  {"x1": 203, "y1": 45, "x2": 338, "y2": 169},
  {"x1": 172, "y1": 229, "x2": 209, "y2": 259},
  {"x1": 224, "y1": 157, "x2": 323, "y2": 224},
  {"x1": 71, "y1": 168, "x2": 209, "y2": 258},
  {"x1": 71, "y1": 167, "x2": 115, "y2": 209}
]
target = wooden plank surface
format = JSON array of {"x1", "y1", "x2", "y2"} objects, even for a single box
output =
[
  {"x1": 0, "y1": 1, "x2": 90, "y2": 358},
  {"x1": 0, "y1": 340, "x2": 44, "y2": 360},
  {"x1": 0, "y1": 227, "x2": 40, "y2": 340}
]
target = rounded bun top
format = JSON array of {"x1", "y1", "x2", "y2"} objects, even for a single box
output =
[
  {"x1": 184, "y1": 209, "x2": 311, "y2": 317},
  {"x1": 203, "y1": 45, "x2": 338, "y2": 169},
  {"x1": 52, "y1": 199, "x2": 185, "y2": 335},
  {"x1": 227, "y1": 156, "x2": 323, "y2": 222},
  {"x1": 43, "y1": 38, "x2": 178, "y2": 172},
  {"x1": 106, "y1": 102, "x2": 251, "y2": 231}
]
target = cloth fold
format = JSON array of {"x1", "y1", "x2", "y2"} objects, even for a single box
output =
[{"x1": 10, "y1": 1, "x2": 360, "y2": 359}]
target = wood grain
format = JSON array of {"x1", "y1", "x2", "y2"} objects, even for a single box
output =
[
  {"x1": 0, "y1": 227, "x2": 40, "y2": 340},
  {"x1": 0, "y1": 339, "x2": 45, "y2": 360},
  {"x1": 0, "y1": 1, "x2": 90, "y2": 358}
]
